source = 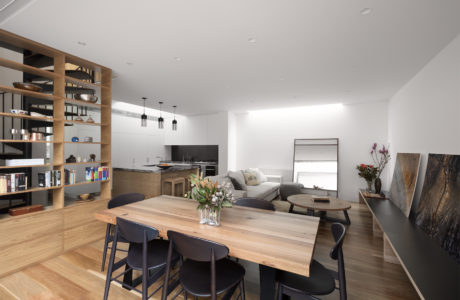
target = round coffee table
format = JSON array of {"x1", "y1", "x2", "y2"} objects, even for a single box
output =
[{"x1": 287, "y1": 194, "x2": 351, "y2": 225}]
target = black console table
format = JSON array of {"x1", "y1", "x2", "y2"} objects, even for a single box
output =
[{"x1": 361, "y1": 191, "x2": 459, "y2": 300}]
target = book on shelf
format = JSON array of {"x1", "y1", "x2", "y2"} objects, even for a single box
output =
[
  {"x1": 5, "y1": 158, "x2": 45, "y2": 166},
  {"x1": 0, "y1": 173, "x2": 28, "y2": 193},
  {"x1": 38, "y1": 170, "x2": 61, "y2": 187},
  {"x1": 64, "y1": 169, "x2": 77, "y2": 185},
  {"x1": 85, "y1": 166, "x2": 109, "y2": 182}
]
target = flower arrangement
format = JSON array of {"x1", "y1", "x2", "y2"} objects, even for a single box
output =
[
  {"x1": 356, "y1": 164, "x2": 378, "y2": 182},
  {"x1": 370, "y1": 143, "x2": 390, "y2": 179},
  {"x1": 188, "y1": 173, "x2": 233, "y2": 226}
]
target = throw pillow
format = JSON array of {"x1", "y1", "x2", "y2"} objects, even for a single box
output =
[
  {"x1": 243, "y1": 170, "x2": 260, "y2": 186},
  {"x1": 247, "y1": 168, "x2": 267, "y2": 183},
  {"x1": 228, "y1": 170, "x2": 247, "y2": 190}
]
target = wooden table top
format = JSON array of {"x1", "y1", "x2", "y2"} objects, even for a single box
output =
[
  {"x1": 287, "y1": 194, "x2": 352, "y2": 211},
  {"x1": 94, "y1": 195, "x2": 319, "y2": 277}
]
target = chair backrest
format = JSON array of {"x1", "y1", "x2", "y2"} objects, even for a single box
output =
[
  {"x1": 234, "y1": 197, "x2": 275, "y2": 211},
  {"x1": 108, "y1": 193, "x2": 145, "y2": 209},
  {"x1": 329, "y1": 223, "x2": 347, "y2": 300},
  {"x1": 116, "y1": 217, "x2": 159, "y2": 244},
  {"x1": 329, "y1": 223, "x2": 346, "y2": 260},
  {"x1": 167, "y1": 231, "x2": 229, "y2": 262}
]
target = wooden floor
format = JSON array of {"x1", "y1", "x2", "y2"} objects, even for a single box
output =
[{"x1": 0, "y1": 203, "x2": 419, "y2": 300}]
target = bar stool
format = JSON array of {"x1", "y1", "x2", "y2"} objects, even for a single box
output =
[{"x1": 163, "y1": 177, "x2": 186, "y2": 196}]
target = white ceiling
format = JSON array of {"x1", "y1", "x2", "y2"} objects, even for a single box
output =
[{"x1": 1, "y1": 0, "x2": 460, "y2": 115}]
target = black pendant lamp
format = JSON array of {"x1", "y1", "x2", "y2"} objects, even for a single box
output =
[
  {"x1": 172, "y1": 105, "x2": 178, "y2": 131},
  {"x1": 141, "y1": 97, "x2": 147, "y2": 127},
  {"x1": 158, "y1": 101, "x2": 164, "y2": 129}
]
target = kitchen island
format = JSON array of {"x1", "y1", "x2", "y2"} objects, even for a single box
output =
[{"x1": 112, "y1": 165, "x2": 200, "y2": 199}]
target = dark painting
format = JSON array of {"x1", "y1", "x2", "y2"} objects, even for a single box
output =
[
  {"x1": 415, "y1": 154, "x2": 460, "y2": 262},
  {"x1": 389, "y1": 153, "x2": 421, "y2": 217}
]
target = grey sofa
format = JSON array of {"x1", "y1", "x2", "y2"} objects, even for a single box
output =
[{"x1": 206, "y1": 173, "x2": 280, "y2": 201}]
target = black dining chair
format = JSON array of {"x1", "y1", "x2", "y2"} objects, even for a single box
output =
[
  {"x1": 276, "y1": 223, "x2": 347, "y2": 300},
  {"x1": 104, "y1": 217, "x2": 179, "y2": 300},
  {"x1": 162, "y1": 231, "x2": 246, "y2": 300},
  {"x1": 101, "y1": 193, "x2": 145, "y2": 271},
  {"x1": 234, "y1": 197, "x2": 275, "y2": 211}
]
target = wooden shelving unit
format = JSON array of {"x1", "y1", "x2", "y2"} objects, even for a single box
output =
[
  {"x1": 0, "y1": 29, "x2": 112, "y2": 277},
  {"x1": 0, "y1": 139, "x2": 56, "y2": 143}
]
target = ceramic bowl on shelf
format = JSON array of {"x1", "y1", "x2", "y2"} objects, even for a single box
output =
[
  {"x1": 83, "y1": 136, "x2": 93, "y2": 142},
  {"x1": 74, "y1": 94, "x2": 98, "y2": 103},
  {"x1": 11, "y1": 109, "x2": 28, "y2": 115},
  {"x1": 13, "y1": 82, "x2": 42, "y2": 92}
]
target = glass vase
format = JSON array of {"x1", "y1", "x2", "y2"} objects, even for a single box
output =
[
  {"x1": 207, "y1": 208, "x2": 221, "y2": 226},
  {"x1": 198, "y1": 206, "x2": 209, "y2": 224},
  {"x1": 366, "y1": 180, "x2": 373, "y2": 192}
]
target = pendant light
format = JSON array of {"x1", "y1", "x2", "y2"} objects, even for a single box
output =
[
  {"x1": 141, "y1": 97, "x2": 147, "y2": 127},
  {"x1": 172, "y1": 105, "x2": 178, "y2": 131},
  {"x1": 158, "y1": 101, "x2": 164, "y2": 129}
]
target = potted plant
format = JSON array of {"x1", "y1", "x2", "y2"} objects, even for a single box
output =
[
  {"x1": 356, "y1": 164, "x2": 378, "y2": 191},
  {"x1": 188, "y1": 173, "x2": 233, "y2": 226},
  {"x1": 371, "y1": 143, "x2": 391, "y2": 194}
]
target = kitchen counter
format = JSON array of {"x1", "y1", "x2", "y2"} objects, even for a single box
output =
[
  {"x1": 113, "y1": 164, "x2": 199, "y2": 174},
  {"x1": 112, "y1": 165, "x2": 199, "y2": 199}
]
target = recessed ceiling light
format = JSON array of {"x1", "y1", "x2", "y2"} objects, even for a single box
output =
[
  {"x1": 248, "y1": 38, "x2": 257, "y2": 43},
  {"x1": 174, "y1": 57, "x2": 182, "y2": 61},
  {"x1": 77, "y1": 41, "x2": 87, "y2": 46},
  {"x1": 360, "y1": 8, "x2": 372, "y2": 15},
  {"x1": 126, "y1": 62, "x2": 134, "y2": 66}
]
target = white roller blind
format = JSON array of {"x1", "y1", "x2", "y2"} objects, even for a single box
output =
[{"x1": 294, "y1": 145, "x2": 337, "y2": 161}]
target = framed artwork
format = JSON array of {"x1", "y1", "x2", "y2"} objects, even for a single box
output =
[
  {"x1": 389, "y1": 153, "x2": 421, "y2": 217},
  {"x1": 415, "y1": 154, "x2": 460, "y2": 262}
]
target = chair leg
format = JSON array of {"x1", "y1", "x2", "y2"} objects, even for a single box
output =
[
  {"x1": 103, "y1": 233, "x2": 117, "y2": 300},
  {"x1": 240, "y1": 279, "x2": 246, "y2": 300},
  {"x1": 183, "y1": 290, "x2": 187, "y2": 300},
  {"x1": 101, "y1": 224, "x2": 111, "y2": 271},
  {"x1": 276, "y1": 283, "x2": 283, "y2": 300}
]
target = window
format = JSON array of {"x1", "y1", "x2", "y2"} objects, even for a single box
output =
[{"x1": 293, "y1": 139, "x2": 338, "y2": 192}]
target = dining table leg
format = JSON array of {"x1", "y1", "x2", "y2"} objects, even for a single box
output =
[{"x1": 259, "y1": 264, "x2": 277, "y2": 300}]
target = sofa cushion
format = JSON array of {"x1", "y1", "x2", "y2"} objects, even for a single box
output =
[
  {"x1": 228, "y1": 170, "x2": 247, "y2": 190},
  {"x1": 246, "y1": 168, "x2": 267, "y2": 183},
  {"x1": 232, "y1": 189, "x2": 248, "y2": 199},
  {"x1": 247, "y1": 182, "x2": 280, "y2": 200},
  {"x1": 243, "y1": 170, "x2": 260, "y2": 186}
]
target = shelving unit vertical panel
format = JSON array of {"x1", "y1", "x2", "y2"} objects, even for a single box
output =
[
  {"x1": 100, "y1": 68, "x2": 112, "y2": 200},
  {"x1": 52, "y1": 54, "x2": 65, "y2": 209}
]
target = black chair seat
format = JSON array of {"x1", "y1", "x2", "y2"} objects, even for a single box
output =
[
  {"x1": 180, "y1": 259, "x2": 245, "y2": 297},
  {"x1": 276, "y1": 259, "x2": 335, "y2": 296},
  {"x1": 127, "y1": 239, "x2": 179, "y2": 270}
]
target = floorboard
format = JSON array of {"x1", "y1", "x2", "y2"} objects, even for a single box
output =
[{"x1": 0, "y1": 203, "x2": 419, "y2": 299}]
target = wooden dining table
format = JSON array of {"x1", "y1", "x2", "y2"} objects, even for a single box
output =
[{"x1": 94, "y1": 195, "x2": 320, "y2": 300}]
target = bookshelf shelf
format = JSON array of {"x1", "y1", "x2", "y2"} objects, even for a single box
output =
[
  {"x1": 0, "y1": 164, "x2": 54, "y2": 169},
  {"x1": 64, "y1": 179, "x2": 110, "y2": 187},
  {"x1": 0, "y1": 185, "x2": 61, "y2": 197},
  {"x1": 0, "y1": 112, "x2": 54, "y2": 122},
  {"x1": 64, "y1": 141, "x2": 105, "y2": 145},
  {"x1": 64, "y1": 120, "x2": 103, "y2": 126},
  {"x1": 0, "y1": 139, "x2": 55, "y2": 143},
  {"x1": 64, "y1": 161, "x2": 107, "y2": 166}
]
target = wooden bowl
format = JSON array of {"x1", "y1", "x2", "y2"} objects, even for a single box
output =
[
  {"x1": 78, "y1": 193, "x2": 91, "y2": 200},
  {"x1": 13, "y1": 82, "x2": 42, "y2": 92}
]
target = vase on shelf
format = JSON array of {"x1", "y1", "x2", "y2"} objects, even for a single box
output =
[
  {"x1": 374, "y1": 177, "x2": 382, "y2": 194},
  {"x1": 198, "y1": 206, "x2": 209, "y2": 224},
  {"x1": 366, "y1": 180, "x2": 373, "y2": 192},
  {"x1": 207, "y1": 208, "x2": 221, "y2": 226}
]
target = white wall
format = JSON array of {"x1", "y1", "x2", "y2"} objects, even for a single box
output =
[
  {"x1": 234, "y1": 102, "x2": 389, "y2": 202},
  {"x1": 388, "y1": 33, "x2": 460, "y2": 212},
  {"x1": 112, "y1": 113, "x2": 170, "y2": 169}
]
